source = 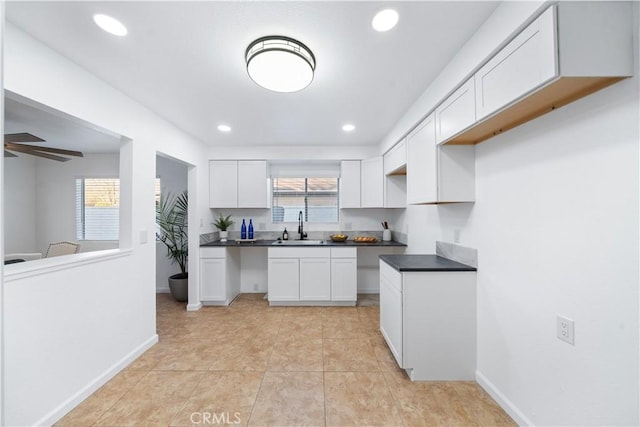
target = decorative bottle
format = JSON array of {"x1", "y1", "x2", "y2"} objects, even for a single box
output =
[
  {"x1": 241, "y1": 219, "x2": 247, "y2": 240},
  {"x1": 248, "y1": 219, "x2": 254, "y2": 239}
]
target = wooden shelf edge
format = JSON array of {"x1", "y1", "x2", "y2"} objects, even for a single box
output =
[{"x1": 442, "y1": 76, "x2": 627, "y2": 146}]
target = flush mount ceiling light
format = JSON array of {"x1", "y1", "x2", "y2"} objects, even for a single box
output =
[
  {"x1": 342, "y1": 124, "x2": 356, "y2": 132},
  {"x1": 93, "y1": 13, "x2": 128, "y2": 36},
  {"x1": 372, "y1": 9, "x2": 399, "y2": 32},
  {"x1": 217, "y1": 124, "x2": 232, "y2": 132},
  {"x1": 246, "y1": 36, "x2": 316, "y2": 93}
]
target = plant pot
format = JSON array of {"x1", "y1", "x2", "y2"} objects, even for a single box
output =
[
  {"x1": 168, "y1": 273, "x2": 188, "y2": 302},
  {"x1": 219, "y1": 230, "x2": 228, "y2": 242}
]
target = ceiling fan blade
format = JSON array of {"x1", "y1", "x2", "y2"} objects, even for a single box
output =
[
  {"x1": 5, "y1": 144, "x2": 70, "y2": 162},
  {"x1": 4, "y1": 150, "x2": 18, "y2": 158},
  {"x1": 5, "y1": 142, "x2": 83, "y2": 157},
  {"x1": 4, "y1": 132, "x2": 45, "y2": 143}
]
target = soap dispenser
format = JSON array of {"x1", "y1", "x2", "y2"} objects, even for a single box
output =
[{"x1": 283, "y1": 228, "x2": 289, "y2": 240}]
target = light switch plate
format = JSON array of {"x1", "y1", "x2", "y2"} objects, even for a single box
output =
[{"x1": 139, "y1": 230, "x2": 148, "y2": 244}]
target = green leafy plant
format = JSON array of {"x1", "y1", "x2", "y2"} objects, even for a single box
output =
[
  {"x1": 212, "y1": 213, "x2": 234, "y2": 231},
  {"x1": 156, "y1": 190, "x2": 188, "y2": 275}
]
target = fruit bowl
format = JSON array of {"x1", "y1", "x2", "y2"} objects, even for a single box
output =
[{"x1": 329, "y1": 234, "x2": 348, "y2": 242}]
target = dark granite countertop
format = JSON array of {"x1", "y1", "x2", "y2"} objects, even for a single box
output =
[
  {"x1": 201, "y1": 239, "x2": 406, "y2": 248},
  {"x1": 379, "y1": 254, "x2": 476, "y2": 272}
]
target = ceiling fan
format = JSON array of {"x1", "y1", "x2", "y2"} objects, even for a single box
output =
[{"x1": 4, "y1": 132, "x2": 84, "y2": 162}]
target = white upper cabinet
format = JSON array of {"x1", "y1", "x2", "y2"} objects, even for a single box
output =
[
  {"x1": 360, "y1": 156, "x2": 384, "y2": 208},
  {"x1": 209, "y1": 160, "x2": 268, "y2": 208},
  {"x1": 435, "y1": 78, "x2": 476, "y2": 144},
  {"x1": 237, "y1": 161, "x2": 268, "y2": 208},
  {"x1": 384, "y1": 139, "x2": 407, "y2": 176},
  {"x1": 407, "y1": 114, "x2": 437, "y2": 204},
  {"x1": 443, "y1": 2, "x2": 632, "y2": 145},
  {"x1": 340, "y1": 160, "x2": 361, "y2": 209},
  {"x1": 407, "y1": 113, "x2": 474, "y2": 204},
  {"x1": 209, "y1": 161, "x2": 238, "y2": 208},
  {"x1": 475, "y1": 6, "x2": 557, "y2": 121}
]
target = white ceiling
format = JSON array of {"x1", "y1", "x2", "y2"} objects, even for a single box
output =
[
  {"x1": 4, "y1": 97, "x2": 122, "y2": 154},
  {"x1": 6, "y1": 1, "x2": 500, "y2": 148}
]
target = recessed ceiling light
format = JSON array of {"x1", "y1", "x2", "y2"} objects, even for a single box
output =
[
  {"x1": 93, "y1": 14, "x2": 128, "y2": 36},
  {"x1": 372, "y1": 9, "x2": 399, "y2": 32},
  {"x1": 342, "y1": 124, "x2": 356, "y2": 132},
  {"x1": 217, "y1": 124, "x2": 232, "y2": 133}
]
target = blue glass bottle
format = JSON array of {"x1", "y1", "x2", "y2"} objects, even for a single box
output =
[
  {"x1": 241, "y1": 219, "x2": 247, "y2": 240},
  {"x1": 248, "y1": 219, "x2": 254, "y2": 239}
]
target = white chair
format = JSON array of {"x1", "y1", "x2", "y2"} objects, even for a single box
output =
[{"x1": 45, "y1": 241, "x2": 81, "y2": 258}]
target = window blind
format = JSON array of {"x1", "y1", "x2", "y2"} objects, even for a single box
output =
[
  {"x1": 76, "y1": 178, "x2": 120, "y2": 240},
  {"x1": 272, "y1": 177, "x2": 339, "y2": 223}
]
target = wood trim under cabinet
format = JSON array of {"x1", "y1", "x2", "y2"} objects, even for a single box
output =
[{"x1": 443, "y1": 76, "x2": 626, "y2": 145}]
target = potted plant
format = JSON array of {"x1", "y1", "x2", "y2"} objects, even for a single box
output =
[
  {"x1": 156, "y1": 190, "x2": 188, "y2": 302},
  {"x1": 213, "y1": 213, "x2": 234, "y2": 242}
]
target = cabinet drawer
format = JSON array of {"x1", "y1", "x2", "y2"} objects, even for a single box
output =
[
  {"x1": 200, "y1": 247, "x2": 226, "y2": 258},
  {"x1": 330, "y1": 247, "x2": 357, "y2": 258},
  {"x1": 268, "y1": 247, "x2": 330, "y2": 258}
]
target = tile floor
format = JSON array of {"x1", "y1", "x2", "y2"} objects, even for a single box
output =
[{"x1": 56, "y1": 293, "x2": 516, "y2": 426}]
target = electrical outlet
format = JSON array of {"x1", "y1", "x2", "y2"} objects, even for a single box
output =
[{"x1": 557, "y1": 315, "x2": 575, "y2": 345}]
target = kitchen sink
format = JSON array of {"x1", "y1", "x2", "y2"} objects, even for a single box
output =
[{"x1": 271, "y1": 240, "x2": 325, "y2": 245}]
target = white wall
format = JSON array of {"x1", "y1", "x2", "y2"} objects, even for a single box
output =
[
  {"x1": 1, "y1": 24, "x2": 210, "y2": 426},
  {"x1": 156, "y1": 155, "x2": 188, "y2": 292},
  {"x1": 383, "y1": 2, "x2": 639, "y2": 425}
]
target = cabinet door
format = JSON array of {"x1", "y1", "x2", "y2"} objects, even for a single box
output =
[
  {"x1": 267, "y1": 258, "x2": 299, "y2": 301},
  {"x1": 340, "y1": 161, "x2": 361, "y2": 208},
  {"x1": 475, "y1": 7, "x2": 557, "y2": 120},
  {"x1": 238, "y1": 161, "x2": 268, "y2": 208},
  {"x1": 384, "y1": 139, "x2": 407, "y2": 175},
  {"x1": 435, "y1": 78, "x2": 476, "y2": 144},
  {"x1": 300, "y1": 258, "x2": 331, "y2": 301},
  {"x1": 379, "y1": 261, "x2": 403, "y2": 367},
  {"x1": 200, "y1": 257, "x2": 226, "y2": 301},
  {"x1": 360, "y1": 156, "x2": 384, "y2": 208},
  {"x1": 407, "y1": 114, "x2": 437, "y2": 204},
  {"x1": 331, "y1": 258, "x2": 357, "y2": 301},
  {"x1": 209, "y1": 161, "x2": 238, "y2": 208}
]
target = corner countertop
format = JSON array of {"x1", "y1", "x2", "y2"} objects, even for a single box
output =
[
  {"x1": 201, "y1": 239, "x2": 407, "y2": 248},
  {"x1": 379, "y1": 254, "x2": 476, "y2": 272}
]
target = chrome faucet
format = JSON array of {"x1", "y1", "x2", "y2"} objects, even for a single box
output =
[{"x1": 298, "y1": 210, "x2": 307, "y2": 240}]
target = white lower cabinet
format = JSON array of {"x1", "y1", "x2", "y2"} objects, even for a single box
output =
[
  {"x1": 268, "y1": 247, "x2": 357, "y2": 305},
  {"x1": 300, "y1": 258, "x2": 331, "y2": 300},
  {"x1": 267, "y1": 258, "x2": 299, "y2": 301},
  {"x1": 330, "y1": 248, "x2": 357, "y2": 301},
  {"x1": 379, "y1": 259, "x2": 476, "y2": 381},
  {"x1": 200, "y1": 247, "x2": 240, "y2": 305}
]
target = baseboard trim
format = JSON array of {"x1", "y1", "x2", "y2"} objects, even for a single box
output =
[
  {"x1": 187, "y1": 302, "x2": 202, "y2": 311},
  {"x1": 476, "y1": 370, "x2": 533, "y2": 427},
  {"x1": 38, "y1": 334, "x2": 159, "y2": 427}
]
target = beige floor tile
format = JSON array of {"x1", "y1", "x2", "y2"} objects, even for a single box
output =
[
  {"x1": 153, "y1": 345, "x2": 216, "y2": 371},
  {"x1": 323, "y1": 316, "x2": 367, "y2": 338},
  {"x1": 278, "y1": 318, "x2": 323, "y2": 341},
  {"x1": 323, "y1": 338, "x2": 380, "y2": 372},
  {"x1": 325, "y1": 371, "x2": 403, "y2": 426},
  {"x1": 208, "y1": 338, "x2": 275, "y2": 371},
  {"x1": 267, "y1": 338, "x2": 323, "y2": 371},
  {"x1": 453, "y1": 382, "x2": 517, "y2": 426},
  {"x1": 248, "y1": 372, "x2": 324, "y2": 426},
  {"x1": 127, "y1": 343, "x2": 173, "y2": 371},
  {"x1": 55, "y1": 369, "x2": 148, "y2": 426},
  {"x1": 94, "y1": 371, "x2": 201, "y2": 426},
  {"x1": 169, "y1": 371, "x2": 264, "y2": 427}
]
